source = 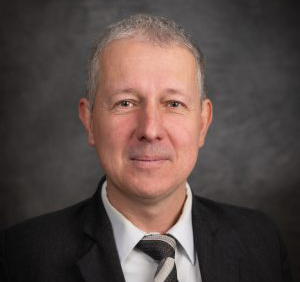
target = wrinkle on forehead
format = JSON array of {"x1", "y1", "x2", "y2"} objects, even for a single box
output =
[{"x1": 97, "y1": 38, "x2": 199, "y2": 98}]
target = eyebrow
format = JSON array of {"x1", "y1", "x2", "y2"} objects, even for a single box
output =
[
  {"x1": 164, "y1": 88, "x2": 186, "y2": 97},
  {"x1": 110, "y1": 87, "x2": 187, "y2": 97},
  {"x1": 110, "y1": 88, "x2": 140, "y2": 97}
]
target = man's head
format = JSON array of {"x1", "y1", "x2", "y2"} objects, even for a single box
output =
[
  {"x1": 79, "y1": 14, "x2": 212, "y2": 211},
  {"x1": 86, "y1": 14, "x2": 206, "y2": 110}
]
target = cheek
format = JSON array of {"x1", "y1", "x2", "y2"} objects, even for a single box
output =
[
  {"x1": 94, "y1": 116, "x2": 135, "y2": 154},
  {"x1": 167, "y1": 118, "x2": 201, "y2": 152},
  {"x1": 167, "y1": 119, "x2": 201, "y2": 167}
]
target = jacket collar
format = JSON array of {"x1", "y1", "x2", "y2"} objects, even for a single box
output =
[{"x1": 76, "y1": 177, "x2": 126, "y2": 282}]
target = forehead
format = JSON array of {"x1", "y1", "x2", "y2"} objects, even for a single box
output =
[{"x1": 98, "y1": 38, "x2": 198, "y2": 91}]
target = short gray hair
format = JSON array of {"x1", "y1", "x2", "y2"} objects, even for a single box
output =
[{"x1": 87, "y1": 14, "x2": 206, "y2": 109}]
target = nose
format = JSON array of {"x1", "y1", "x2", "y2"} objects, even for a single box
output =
[{"x1": 135, "y1": 103, "x2": 164, "y2": 142}]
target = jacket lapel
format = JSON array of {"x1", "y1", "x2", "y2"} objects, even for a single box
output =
[
  {"x1": 76, "y1": 178, "x2": 126, "y2": 282},
  {"x1": 192, "y1": 195, "x2": 244, "y2": 282}
]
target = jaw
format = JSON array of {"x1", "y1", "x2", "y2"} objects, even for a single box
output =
[{"x1": 105, "y1": 174, "x2": 187, "y2": 233}]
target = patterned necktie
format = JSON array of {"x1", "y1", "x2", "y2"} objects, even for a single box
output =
[{"x1": 136, "y1": 234, "x2": 179, "y2": 282}]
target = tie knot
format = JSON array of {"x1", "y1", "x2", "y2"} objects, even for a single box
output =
[{"x1": 136, "y1": 234, "x2": 176, "y2": 261}]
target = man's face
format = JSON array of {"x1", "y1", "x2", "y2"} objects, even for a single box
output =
[{"x1": 80, "y1": 38, "x2": 212, "y2": 204}]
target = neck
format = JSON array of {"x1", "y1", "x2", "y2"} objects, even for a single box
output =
[{"x1": 106, "y1": 181, "x2": 187, "y2": 234}]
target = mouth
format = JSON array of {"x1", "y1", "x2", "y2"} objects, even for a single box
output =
[{"x1": 130, "y1": 156, "x2": 168, "y2": 168}]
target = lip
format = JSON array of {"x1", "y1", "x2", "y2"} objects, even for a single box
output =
[{"x1": 130, "y1": 157, "x2": 168, "y2": 168}]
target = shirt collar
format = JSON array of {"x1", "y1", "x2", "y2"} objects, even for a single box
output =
[
  {"x1": 167, "y1": 183, "x2": 195, "y2": 264},
  {"x1": 101, "y1": 181, "x2": 196, "y2": 265}
]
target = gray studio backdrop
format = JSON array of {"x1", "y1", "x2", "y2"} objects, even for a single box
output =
[{"x1": 1, "y1": 0, "x2": 299, "y2": 279}]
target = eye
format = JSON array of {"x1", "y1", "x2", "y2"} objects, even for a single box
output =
[
  {"x1": 119, "y1": 100, "x2": 132, "y2": 107},
  {"x1": 114, "y1": 100, "x2": 136, "y2": 109},
  {"x1": 168, "y1": 101, "x2": 182, "y2": 108},
  {"x1": 113, "y1": 99, "x2": 137, "y2": 112}
]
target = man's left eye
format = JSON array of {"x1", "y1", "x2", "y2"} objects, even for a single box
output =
[
  {"x1": 168, "y1": 101, "x2": 181, "y2": 108},
  {"x1": 119, "y1": 100, "x2": 133, "y2": 107}
]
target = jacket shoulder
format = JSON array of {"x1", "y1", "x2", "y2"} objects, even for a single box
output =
[
  {"x1": 193, "y1": 194, "x2": 278, "y2": 234},
  {"x1": 3, "y1": 198, "x2": 90, "y2": 238},
  {"x1": 0, "y1": 198, "x2": 93, "y2": 270},
  {"x1": 192, "y1": 195, "x2": 293, "y2": 281}
]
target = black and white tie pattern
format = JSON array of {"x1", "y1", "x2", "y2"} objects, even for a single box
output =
[{"x1": 136, "y1": 234, "x2": 179, "y2": 282}]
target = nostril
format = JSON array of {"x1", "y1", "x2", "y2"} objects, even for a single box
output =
[
  {"x1": 137, "y1": 135, "x2": 162, "y2": 143},
  {"x1": 138, "y1": 135, "x2": 147, "y2": 141}
]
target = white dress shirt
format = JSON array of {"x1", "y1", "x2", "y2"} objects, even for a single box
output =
[{"x1": 101, "y1": 181, "x2": 202, "y2": 282}]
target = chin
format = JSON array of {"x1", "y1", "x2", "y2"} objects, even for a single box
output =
[{"x1": 125, "y1": 176, "x2": 184, "y2": 201}]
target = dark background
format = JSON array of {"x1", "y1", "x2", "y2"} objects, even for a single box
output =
[{"x1": 0, "y1": 0, "x2": 299, "y2": 279}]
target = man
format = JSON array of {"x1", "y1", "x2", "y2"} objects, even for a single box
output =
[{"x1": 0, "y1": 14, "x2": 292, "y2": 282}]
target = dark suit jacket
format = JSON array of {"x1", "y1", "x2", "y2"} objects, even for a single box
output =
[{"x1": 0, "y1": 178, "x2": 292, "y2": 282}]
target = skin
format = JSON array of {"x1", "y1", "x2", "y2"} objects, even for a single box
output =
[{"x1": 79, "y1": 38, "x2": 212, "y2": 233}]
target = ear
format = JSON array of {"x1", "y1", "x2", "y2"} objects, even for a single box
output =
[
  {"x1": 79, "y1": 98, "x2": 95, "y2": 146},
  {"x1": 198, "y1": 98, "x2": 213, "y2": 148}
]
